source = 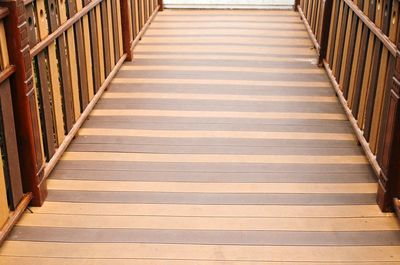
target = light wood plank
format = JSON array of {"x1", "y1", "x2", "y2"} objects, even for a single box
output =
[
  {"x1": 107, "y1": 0, "x2": 116, "y2": 66},
  {"x1": 2, "y1": 241, "x2": 400, "y2": 262},
  {"x1": 135, "y1": 44, "x2": 316, "y2": 55},
  {"x1": 28, "y1": 202, "x2": 393, "y2": 218},
  {"x1": 61, "y1": 151, "x2": 369, "y2": 164},
  {"x1": 120, "y1": 65, "x2": 325, "y2": 74},
  {"x1": 17, "y1": 214, "x2": 399, "y2": 231},
  {"x1": 150, "y1": 21, "x2": 307, "y2": 29},
  {"x1": 134, "y1": 53, "x2": 318, "y2": 63},
  {"x1": 145, "y1": 29, "x2": 309, "y2": 37},
  {"x1": 112, "y1": 78, "x2": 331, "y2": 88},
  {"x1": 91, "y1": 109, "x2": 346, "y2": 120},
  {"x1": 47, "y1": 179, "x2": 376, "y2": 194},
  {"x1": 78, "y1": 128, "x2": 355, "y2": 141},
  {"x1": 2, "y1": 257, "x2": 398, "y2": 265},
  {"x1": 141, "y1": 36, "x2": 313, "y2": 45}
]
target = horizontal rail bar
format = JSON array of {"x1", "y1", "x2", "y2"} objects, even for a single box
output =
[
  {"x1": 30, "y1": 0, "x2": 102, "y2": 57},
  {"x1": 0, "y1": 65, "x2": 15, "y2": 85},
  {"x1": 0, "y1": 193, "x2": 32, "y2": 245},
  {"x1": 344, "y1": 0, "x2": 397, "y2": 56},
  {"x1": 0, "y1": 7, "x2": 9, "y2": 20}
]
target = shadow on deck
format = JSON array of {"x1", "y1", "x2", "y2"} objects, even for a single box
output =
[{"x1": 1, "y1": 9, "x2": 400, "y2": 264}]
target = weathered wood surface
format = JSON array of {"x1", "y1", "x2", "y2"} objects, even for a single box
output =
[{"x1": 1, "y1": 9, "x2": 400, "y2": 263}]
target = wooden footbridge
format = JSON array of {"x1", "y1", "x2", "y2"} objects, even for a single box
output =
[{"x1": 0, "y1": 0, "x2": 400, "y2": 263}]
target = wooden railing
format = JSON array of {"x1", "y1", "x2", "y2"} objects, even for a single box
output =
[
  {"x1": 298, "y1": 0, "x2": 400, "y2": 212},
  {"x1": 0, "y1": 0, "x2": 162, "y2": 242},
  {"x1": 26, "y1": 0, "x2": 126, "y2": 176}
]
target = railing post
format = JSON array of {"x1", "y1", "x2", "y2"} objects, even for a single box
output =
[
  {"x1": 318, "y1": 0, "x2": 333, "y2": 65},
  {"x1": 0, "y1": 0, "x2": 47, "y2": 206},
  {"x1": 158, "y1": 0, "x2": 163, "y2": 11},
  {"x1": 377, "y1": 53, "x2": 400, "y2": 212},
  {"x1": 376, "y1": 1, "x2": 400, "y2": 212},
  {"x1": 294, "y1": 0, "x2": 299, "y2": 11},
  {"x1": 120, "y1": 0, "x2": 133, "y2": 60}
]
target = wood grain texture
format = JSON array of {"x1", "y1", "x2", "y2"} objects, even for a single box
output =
[
  {"x1": 2, "y1": 9, "x2": 399, "y2": 264},
  {"x1": 0, "y1": 147, "x2": 8, "y2": 227}
]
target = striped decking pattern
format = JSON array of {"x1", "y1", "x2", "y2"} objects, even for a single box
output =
[{"x1": 1, "y1": 9, "x2": 400, "y2": 264}]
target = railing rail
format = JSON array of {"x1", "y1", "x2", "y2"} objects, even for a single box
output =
[{"x1": 298, "y1": 0, "x2": 400, "y2": 212}]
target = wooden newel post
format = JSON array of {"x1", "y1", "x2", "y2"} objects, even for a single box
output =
[
  {"x1": 318, "y1": 0, "x2": 333, "y2": 65},
  {"x1": 294, "y1": 0, "x2": 300, "y2": 11},
  {"x1": 158, "y1": 0, "x2": 163, "y2": 11},
  {"x1": 0, "y1": 0, "x2": 47, "y2": 206},
  {"x1": 377, "y1": 59, "x2": 400, "y2": 212},
  {"x1": 376, "y1": 3, "x2": 400, "y2": 212},
  {"x1": 120, "y1": 0, "x2": 133, "y2": 60}
]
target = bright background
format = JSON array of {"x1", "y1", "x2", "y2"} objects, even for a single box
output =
[{"x1": 163, "y1": 0, "x2": 295, "y2": 9}]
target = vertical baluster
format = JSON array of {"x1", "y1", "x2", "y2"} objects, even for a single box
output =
[
  {"x1": 110, "y1": 0, "x2": 120, "y2": 61},
  {"x1": 116, "y1": 0, "x2": 124, "y2": 56},
  {"x1": 76, "y1": 0, "x2": 94, "y2": 101},
  {"x1": 140, "y1": 0, "x2": 145, "y2": 28},
  {"x1": 100, "y1": 0, "x2": 112, "y2": 75},
  {"x1": 83, "y1": 0, "x2": 101, "y2": 92},
  {"x1": 106, "y1": 0, "x2": 116, "y2": 67},
  {"x1": 338, "y1": 2, "x2": 355, "y2": 88},
  {"x1": 131, "y1": 0, "x2": 137, "y2": 39},
  {"x1": 326, "y1": 0, "x2": 339, "y2": 64},
  {"x1": 68, "y1": 0, "x2": 89, "y2": 110},
  {"x1": 311, "y1": 0, "x2": 319, "y2": 32},
  {"x1": 60, "y1": 0, "x2": 81, "y2": 121},
  {"x1": 135, "y1": 0, "x2": 141, "y2": 34},
  {"x1": 95, "y1": 5, "x2": 105, "y2": 83},
  {"x1": 347, "y1": 0, "x2": 369, "y2": 107},
  {"x1": 333, "y1": 2, "x2": 349, "y2": 78}
]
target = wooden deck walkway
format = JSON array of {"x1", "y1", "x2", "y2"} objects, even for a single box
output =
[{"x1": 1, "y1": 9, "x2": 400, "y2": 264}]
